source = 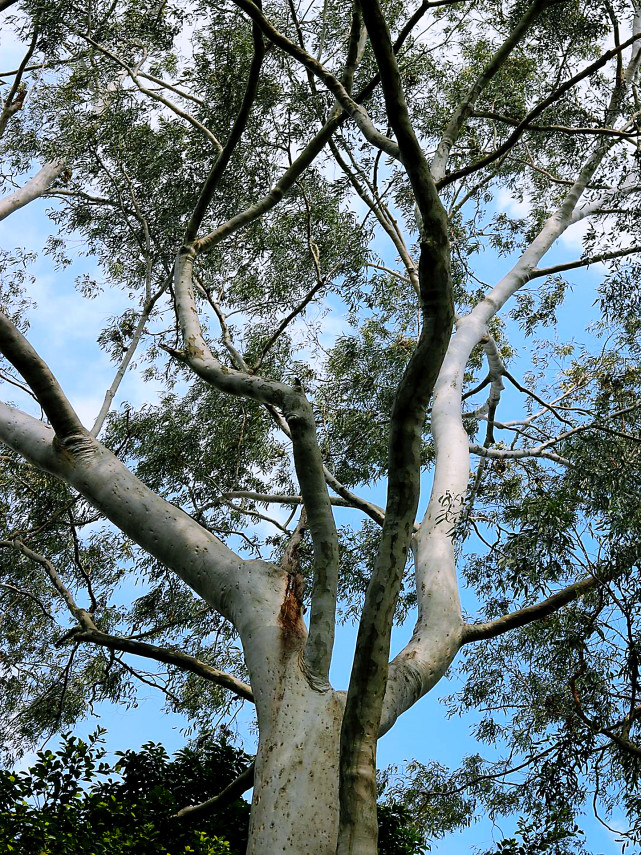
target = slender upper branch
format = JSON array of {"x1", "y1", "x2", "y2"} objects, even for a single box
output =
[
  {"x1": 184, "y1": 21, "x2": 265, "y2": 243},
  {"x1": 431, "y1": 0, "x2": 552, "y2": 181},
  {"x1": 91, "y1": 278, "x2": 169, "y2": 436},
  {"x1": 1, "y1": 536, "x2": 254, "y2": 701},
  {"x1": 382, "y1": 4, "x2": 641, "y2": 744},
  {"x1": 471, "y1": 108, "x2": 640, "y2": 138},
  {"x1": 0, "y1": 538, "x2": 92, "y2": 626},
  {"x1": 81, "y1": 33, "x2": 222, "y2": 150},
  {"x1": 439, "y1": 32, "x2": 641, "y2": 187},
  {"x1": 0, "y1": 24, "x2": 37, "y2": 139},
  {"x1": 228, "y1": 0, "x2": 401, "y2": 159},
  {"x1": 194, "y1": 2, "x2": 427, "y2": 255},
  {"x1": 570, "y1": 671, "x2": 641, "y2": 758},
  {"x1": 530, "y1": 244, "x2": 641, "y2": 278}
]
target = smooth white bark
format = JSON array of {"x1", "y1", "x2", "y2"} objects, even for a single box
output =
[
  {"x1": 0, "y1": 400, "x2": 349, "y2": 854},
  {"x1": 249, "y1": 672, "x2": 345, "y2": 854},
  {"x1": 0, "y1": 402, "x2": 274, "y2": 631},
  {"x1": 0, "y1": 160, "x2": 65, "y2": 221}
]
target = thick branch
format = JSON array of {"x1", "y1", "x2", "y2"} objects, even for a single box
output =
[
  {"x1": 0, "y1": 402, "x2": 258, "y2": 629},
  {"x1": 338, "y1": 1, "x2": 454, "y2": 850},
  {"x1": 0, "y1": 160, "x2": 65, "y2": 221},
  {"x1": 0, "y1": 311, "x2": 86, "y2": 441},
  {"x1": 382, "y1": 24, "x2": 638, "y2": 752},
  {"x1": 173, "y1": 251, "x2": 339, "y2": 680},
  {"x1": 469, "y1": 443, "x2": 570, "y2": 466}
]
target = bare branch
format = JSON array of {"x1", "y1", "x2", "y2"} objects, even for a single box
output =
[
  {"x1": 462, "y1": 574, "x2": 612, "y2": 643},
  {"x1": 469, "y1": 443, "x2": 570, "y2": 466},
  {"x1": 502, "y1": 369, "x2": 573, "y2": 426},
  {"x1": 439, "y1": 32, "x2": 641, "y2": 188},
  {"x1": 174, "y1": 761, "x2": 255, "y2": 820},
  {"x1": 431, "y1": 0, "x2": 551, "y2": 181},
  {"x1": 73, "y1": 627, "x2": 254, "y2": 702},
  {"x1": 530, "y1": 244, "x2": 641, "y2": 279},
  {"x1": 91, "y1": 277, "x2": 169, "y2": 436}
]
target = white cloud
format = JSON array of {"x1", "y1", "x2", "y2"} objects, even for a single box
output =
[{"x1": 495, "y1": 187, "x2": 531, "y2": 219}]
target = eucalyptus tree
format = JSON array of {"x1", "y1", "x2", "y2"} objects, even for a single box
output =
[{"x1": 0, "y1": 0, "x2": 640, "y2": 853}]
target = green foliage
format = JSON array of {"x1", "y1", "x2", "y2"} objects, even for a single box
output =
[
  {"x1": 482, "y1": 807, "x2": 588, "y2": 855},
  {"x1": 0, "y1": 729, "x2": 250, "y2": 855}
]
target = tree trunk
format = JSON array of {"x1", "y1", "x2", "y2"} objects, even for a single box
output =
[{"x1": 247, "y1": 659, "x2": 346, "y2": 854}]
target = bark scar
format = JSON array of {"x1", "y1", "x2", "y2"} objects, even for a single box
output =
[{"x1": 278, "y1": 571, "x2": 306, "y2": 646}]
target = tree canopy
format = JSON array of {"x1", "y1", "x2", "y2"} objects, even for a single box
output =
[
  {"x1": 0, "y1": 0, "x2": 640, "y2": 852},
  {"x1": 0, "y1": 730, "x2": 250, "y2": 855}
]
